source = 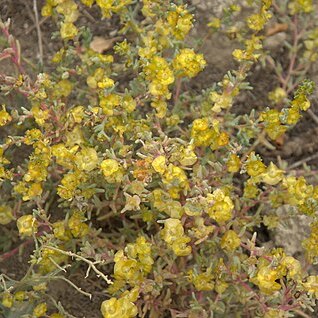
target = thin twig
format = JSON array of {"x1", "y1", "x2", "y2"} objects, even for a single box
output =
[
  {"x1": 174, "y1": 77, "x2": 182, "y2": 106},
  {"x1": 25, "y1": 16, "x2": 48, "y2": 35},
  {"x1": 33, "y1": 0, "x2": 43, "y2": 65},
  {"x1": 307, "y1": 109, "x2": 318, "y2": 126},
  {"x1": 288, "y1": 152, "x2": 318, "y2": 170},
  {"x1": 293, "y1": 309, "x2": 312, "y2": 318},
  {"x1": 283, "y1": 15, "x2": 298, "y2": 92},
  {"x1": 43, "y1": 245, "x2": 113, "y2": 285},
  {"x1": 58, "y1": 276, "x2": 92, "y2": 299}
]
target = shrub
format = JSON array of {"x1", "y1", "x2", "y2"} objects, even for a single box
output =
[{"x1": 1, "y1": 0, "x2": 318, "y2": 317}]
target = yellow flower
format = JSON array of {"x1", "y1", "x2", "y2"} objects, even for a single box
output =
[
  {"x1": 49, "y1": 314, "x2": 65, "y2": 318},
  {"x1": 162, "y1": 164, "x2": 189, "y2": 197},
  {"x1": 144, "y1": 56, "x2": 174, "y2": 98},
  {"x1": 41, "y1": 4, "x2": 53, "y2": 16},
  {"x1": 68, "y1": 210, "x2": 89, "y2": 238},
  {"x1": 188, "y1": 269, "x2": 214, "y2": 291},
  {"x1": 302, "y1": 275, "x2": 318, "y2": 297},
  {"x1": 122, "y1": 95, "x2": 136, "y2": 113},
  {"x1": 191, "y1": 118, "x2": 214, "y2": 147},
  {"x1": 210, "y1": 91, "x2": 233, "y2": 113},
  {"x1": 264, "y1": 309, "x2": 287, "y2": 318},
  {"x1": 268, "y1": 87, "x2": 287, "y2": 104},
  {"x1": 24, "y1": 182, "x2": 43, "y2": 201},
  {"x1": 65, "y1": 127, "x2": 84, "y2": 147},
  {"x1": 208, "y1": 18, "x2": 221, "y2": 29},
  {"x1": 246, "y1": 10, "x2": 272, "y2": 32},
  {"x1": 145, "y1": 56, "x2": 175, "y2": 86},
  {"x1": 122, "y1": 193, "x2": 141, "y2": 213},
  {"x1": 167, "y1": 5, "x2": 193, "y2": 40},
  {"x1": 100, "y1": 159, "x2": 124, "y2": 183},
  {"x1": 281, "y1": 256, "x2": 302, "y2": 279},
  {"x1": 220, "y1": 230, "x2": 241, "y2": 252},
  {"x1": 227, "y1": 154, "x2": 241, "y2": 173},
  {"x1": 114, "y1": 39, "x2": 131, "y2": 56},
  {"x1": 282, "y1": 176, "x2": 313, "y2": 205},
  {"x1": 68, "y1": 106, "x2": 85, "y2": 124},
  {"x1": 232, "y1": 36, "x2": 263, "y2": 61},
  {"x1": 151, "y1": 99, "x2": 167, "y2": 118},
  {"x1": 60, "y1": 22, "x2": 78, "y2": 40},
  {"x1": 243, "y1": 180, "x2": 260, "y2": 199},
  {"x1": 24, "y1": 129, "x2": 43, "y2": 145},
  {"x1": 259, "y1": 109, "x2": 280, "y2": 125},
  {"x1": 260, "y1": 162, "x2": 284, "y2": 185},
  {"x1": 38, "y1": 247, "x2": 68, "y2": 273},
  {"x1": 33, "y1": 303, "x2": 47, "y2": 317},
  {"x1": 152, "y1": 188, "x2": 170, "y2": 212},
  {"x1": 17, "y1": 215, "x2": 38, "y2": 237},
  {"x1": 101, "y1": 159, "x2": 120, "y2": 177},
  {"x1": 101, "y1": 298, "x2": 122, "y2": 318},
  {"x1": 173, "y1": 48, "x2": 206, "y2": 78},
  {"x1": 31, "y1": 104, "x2": 49, "y2": 126},
  {"x1": 1, "y1": 292, "x2": 13, "y2": 308},
  {"x1": 171, "y1": 236, "x2": 192, "y2": 256},
  {"x1": 56, "y1": 0, "x2": 79, "y2": 23},
  {"x1": 54, "y1": 79, "x2": 73, "y2": 97},
  {"x1": 0, "y1": 105, "x2": 12, "y2": 126},
  {"x1": 288, "y1": 0, "x2": 313, "y2": 14},
  {"x1": 207, "y1": 189, "x2": 234, "y2": 224},
  {"x1": 57, "y1": 171, "x2": 83, "y2": 200},
  {"x1": 101, "y1": 295, "x2": 138, "y2": 318},
  {"x1": 97, "y1": 77, "x2": 115, "y2": 89},
  {"x1": 75, "y1": 147, "x2": 99, "y2": 171},
  {"x1": 215, "y1": 280, "x2": 229, "y2": 294},
  {"x1": 81, "y1": 0, "x2": 95, "y2": 7},
  {"x1": 52, "y1": 144, "x2": 75, "y2": 169},
  {"x1": 14, "y1": 291, "x2": 26, "y2": 302},
  {"x1": 215, "y1": 131, "x2": 229, "y2": 148},
  {"x1": 292, "y1": 94, "x2": 311, "y2": 111},
  {"x1": 160, "y1": 218, "x2": 191, "y2": 256},
  {"x1": 161, "y1": 218, "x2": 185, "y2": 244},
  {"x1": 100, "y1": 93, "x2": 121, "y2": 116},
  {"x1": 303, "y1": 222, "x2": 318, "y2": 261},
  {"x1": 192, "y1": 118, "x2": 209, "y2": 131},
  {"x1": 152, "y1": 155, "x2": 167, "y2": 174},
  {"x1": 125, "y1": 237, "x2": 154, "y2": 273},
  {"x1": 114, "y1": 250, "x2": 142, "y2": 283},
  {"x1": 179, "y1": 146, "x2": 197, "y2": 166},
  {"x1": 53, "y1": 221, "x2": 72, "y2": 241},
  {"x1": 0, "y1": 205, "x2": 14, "y2": 225},
  {"x1": 251, "y1": 266, "x2": 281, "y2": 294},
  {"x1": 282, "y1": 106, "x2": 300, "y2": 125},
  {"x1": 246, "y1": 153, "x2": 266, "y2": 177}
]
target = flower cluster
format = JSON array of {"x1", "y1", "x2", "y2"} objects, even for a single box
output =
[
  {"x1": 1, "y1": 0, "x2": 318, "y2": 317},
  {"x1": 161, "y1": 218, "x2": 192, "y2": 256},
  {"x1": 260, "y1": 80, "x2": 314, "y2": 140},
  {"x1": 101, "y1": 288, "x2": 139, "y2": 318},
  {"x1": 288, "y1": 0, "x2": 313, "y2": 14}
]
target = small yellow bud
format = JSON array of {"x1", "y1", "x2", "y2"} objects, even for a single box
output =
[
  {"x1": 220, "y1": 230, "x2": 241, "y2": 252},
  {"x1": 2, "y1": 292, "x2": 13, "y2": 308},
  {"x1": 152, "y1": 155, "x2": 167, "y2": 174},
  {"x1": 100, "y1": 159, "x2": 120, "y2": 177},
  {"x1": 0, "y1": 205, "x2": 14, "y2": 225},
  {"x1": 33, "y1": 302, "x2": 47, "y2": 317},
  {"x1": 17, "y1": 215, "x2": 38, "y2": 237}
]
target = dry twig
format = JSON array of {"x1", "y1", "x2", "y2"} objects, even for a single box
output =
[
  {"x1": 33, "y1": 0, "x2": 43, "y2": 65},
  {"x1": 288, "y1": 152, "x2": 318, "y2": 170}
]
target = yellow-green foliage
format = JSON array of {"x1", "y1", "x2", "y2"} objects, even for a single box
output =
[{"x1": 1, "y1": 0, "x2": 318, "y2": 317}]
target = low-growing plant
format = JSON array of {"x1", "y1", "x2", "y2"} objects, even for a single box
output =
[{"x1": 1, "y1": 0, "x2": 318, "y2": 317}]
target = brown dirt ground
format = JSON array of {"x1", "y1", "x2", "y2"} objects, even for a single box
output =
[{"x1": 1, "y1": 0, "x2": 318, "y2": 317}]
